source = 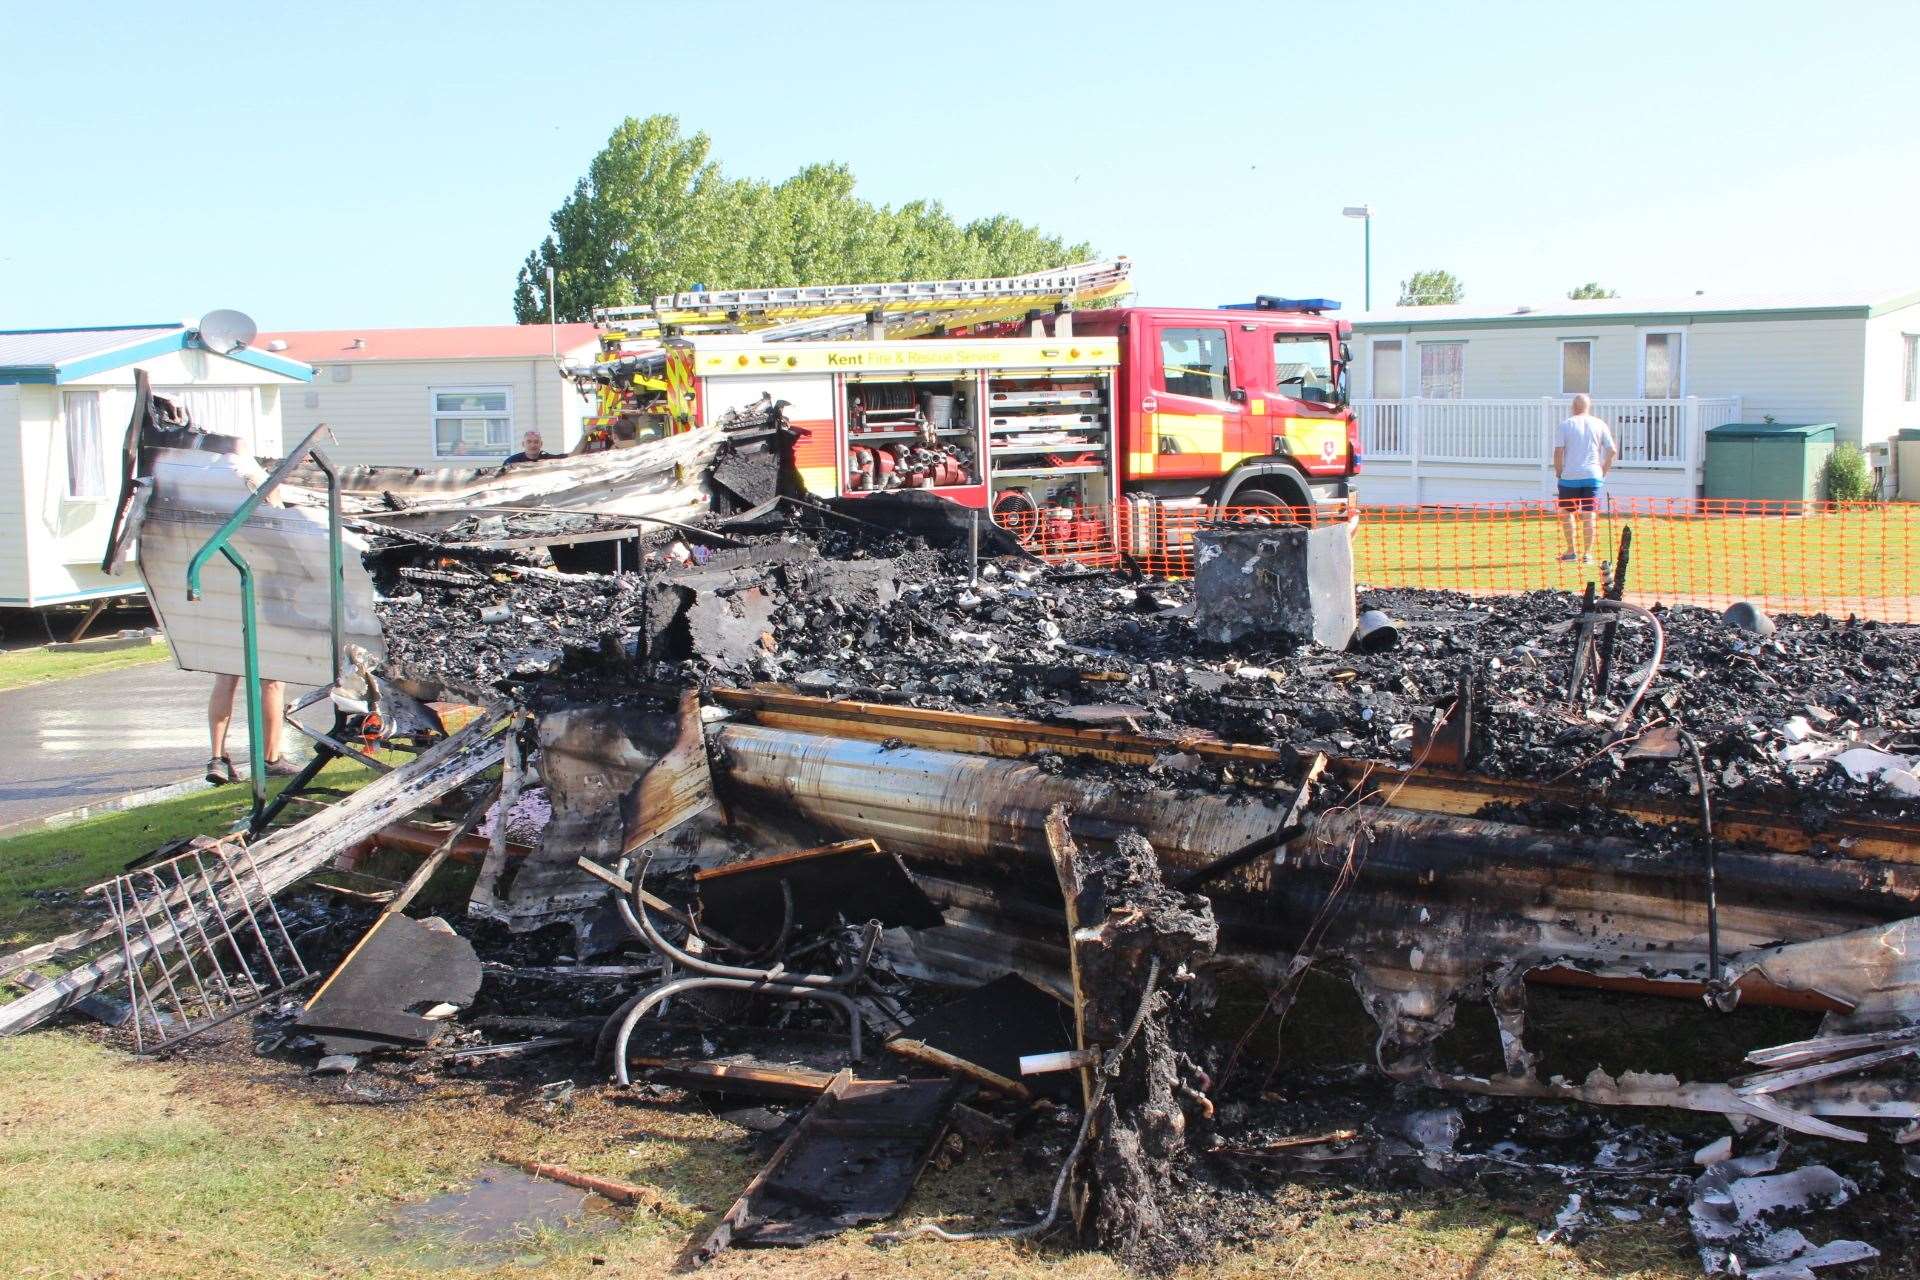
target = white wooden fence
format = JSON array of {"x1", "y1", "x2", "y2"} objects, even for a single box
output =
[{"x1": 1356, "y1": 396, "x2": 1741, "y2": 470}]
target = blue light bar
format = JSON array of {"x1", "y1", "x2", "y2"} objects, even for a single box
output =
[{"x1": 1220, "y1": 296, "x2": 1342, "y2": 313}]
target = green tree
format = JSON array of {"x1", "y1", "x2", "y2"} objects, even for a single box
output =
[
  {"x1": 513, "y1": 115, "x2": 728, "y2": 323},
  {"x1": 1567, "y1": 282, "x2": 1619, "y2": 300},
  {"x1": 515, "y1": 116, "x2": 1093, "y2": 322},
  {"x1": 1397, "y1": 269, "x2": 1463, "y2": 306}
]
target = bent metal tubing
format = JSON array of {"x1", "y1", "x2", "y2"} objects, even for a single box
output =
[
  {"x1": 619, "y1": 858, "x2": 877, "y2": 990},
  {"x1": 607, "y1": 976, "x2": 863, "y2": 1086},
  {"x1": 1591, "y1": 597, "x2": 1665, "y2": 731},
  {"x1": 605, "y1": 858, "x2": 878, "y2": 1083}
]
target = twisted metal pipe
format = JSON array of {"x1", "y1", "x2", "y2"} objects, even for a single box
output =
[
  {"x1": 602, "y1": 855, "x2": 879, "y2": 1083},
  {"x1": 1592, "y1": 598, "x2": 1665, "y2": 729},
  {"x1": 620, "y1": 855, "x2": 875, "y2": 989}
]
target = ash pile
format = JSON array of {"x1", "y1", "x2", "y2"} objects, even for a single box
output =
[
  {"x1": 339, "y1": 509, "x2": 1920, "y2": 1271},
  {"x1": 372, "y1": 505, "x2": 1920, "y2": 822}
]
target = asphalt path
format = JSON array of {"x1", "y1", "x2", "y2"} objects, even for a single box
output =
[{"x1": 0, "y1": 663, "x2": 321, "y2": 830}]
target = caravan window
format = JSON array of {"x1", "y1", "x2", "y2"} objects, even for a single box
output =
[
  {"x1": 1560, "y1": 339, "x2": 1593, "y2": 395},
  {"x1": 1418, "y1": 342, "x2": 1466, "y2": 399},
  {"x1": 157, "y1": 387, "x2": 261, "y2": 452},
  {"x1": 1370, "y1": 339, "x2": 1404, "y2": 398},
  {"x1": 431, "y1": 387, "x2": 514, "y2": 458},
  {"x1": 1641, "y1": 331, "x2": 1685, "y2": 399},
  {"x1": 63, "y1": 390, "x2": 106, "y2": 499}
]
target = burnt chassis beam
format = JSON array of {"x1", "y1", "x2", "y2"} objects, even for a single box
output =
[
  {"x1": 710, "y1": 722, "x2": 1920, "y2": 993},
  {"x1": 706, "y1": 687, "x2": 1920, "y2": 867}
]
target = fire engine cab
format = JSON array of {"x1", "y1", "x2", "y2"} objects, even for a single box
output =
[{"x1": 1073, "y1": 298, "x2": 1358, "y2": 518}]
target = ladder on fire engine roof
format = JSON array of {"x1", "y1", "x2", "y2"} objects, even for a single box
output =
[{"x1": 589, "y1": 258, "x2": 1133, "y2": 342}]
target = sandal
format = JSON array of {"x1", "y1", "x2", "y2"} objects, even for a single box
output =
[
  {"x1": 205, "y1": 756, "x2": 236, "y2": 786},
  {"x1": 264, "y1": 755, "x2": 305, "y2": 778}
]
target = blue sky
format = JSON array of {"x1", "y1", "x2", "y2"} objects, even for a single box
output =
[{"x1": 5, "y1": 0, "x2": 1917, "y2": 329}]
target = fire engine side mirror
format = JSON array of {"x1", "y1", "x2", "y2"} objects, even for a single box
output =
[{"x1": 1229, "y1": 387, "x2": 1247, "y2": 403}]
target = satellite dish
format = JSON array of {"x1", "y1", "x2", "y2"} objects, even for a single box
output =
[{"x1": 196, "y1": 309, "x2": 258, "y2": 355}]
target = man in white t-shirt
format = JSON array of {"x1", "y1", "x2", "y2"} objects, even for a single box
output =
[{"x1": 1553, "y1": 394, "x2": 1618, "y2": 562}]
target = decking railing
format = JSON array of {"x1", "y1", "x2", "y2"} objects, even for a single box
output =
[{"x1": 1355, "y1": 395, "x2": 1741, "y2": 472}]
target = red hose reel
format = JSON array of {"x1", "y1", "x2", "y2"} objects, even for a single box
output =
[{"x1": 847, "y1": 441, "x2": 969, "y2": 491}]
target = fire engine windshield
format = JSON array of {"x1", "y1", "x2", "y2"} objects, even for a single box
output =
[{"x1": 1273, "y1": 334, "x2": 1336, "y2": 404}]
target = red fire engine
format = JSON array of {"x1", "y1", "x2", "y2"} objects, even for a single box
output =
[{"x1": 582, "y1": 266, "x2": 1359, "y2": 545}]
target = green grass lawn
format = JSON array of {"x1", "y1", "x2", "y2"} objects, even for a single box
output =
[
  {"x1": 0, "y1": 755, "x2": 384, "y2": 953},
  {"x1": 0, "y1": 1026, "x2": 1706, "y2": 1280},
  {"x1": 1353, "y1": 507, "x2": 1920, "y2": 612},
  {"x1": 0, "y1": 640, "x2": 170, "y2": 692}
]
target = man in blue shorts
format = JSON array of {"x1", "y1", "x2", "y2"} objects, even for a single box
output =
[{"x1": 1554, "y1": 393, "x2": 1618, "y2": 562}]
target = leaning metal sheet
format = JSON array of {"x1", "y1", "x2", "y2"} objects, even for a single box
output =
[{"x1": 130, "y1": 448, "x2": 384, "y2": 685}]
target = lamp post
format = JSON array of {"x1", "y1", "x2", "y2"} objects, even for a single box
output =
[{"x1": 1342, "y1": 205, "x2": 1372, "y2": 310}]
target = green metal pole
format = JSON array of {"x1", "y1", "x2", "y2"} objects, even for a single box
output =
[
  {"x1": 1364, "y1": 216, "x2": 1372, "y2": 312},
  {"x1": 219, "y1": 543, "x2": 268, "y2": 828},
  {"x1": 312, "y1": 453, "x2": 345, "y2": 685}
]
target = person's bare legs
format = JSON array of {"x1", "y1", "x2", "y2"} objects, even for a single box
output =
[
  {"x1": 261, "y1": 679, "x2": 286, "y2": 762},
  {"x1": 1581, "y1": 508, "x2": 1600, "y2": 560},
  {"x1": 212, "y1": 674, "x2": 290, "y2": 771},
  {"x1": 209, "y1": 674, "x2": 238, "y2": 760},
  {"x1": 1560, "y1": 509, "x2": 1578, "y2": 557}
]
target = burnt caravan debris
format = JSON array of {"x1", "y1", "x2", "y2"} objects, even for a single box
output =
[{"x1": 8, "y1": 392, "x2": 1920, "y2": 1275}]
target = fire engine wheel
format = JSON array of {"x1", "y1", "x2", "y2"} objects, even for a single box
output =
[{"x1": 1222, "y1": 485, "x2": 1312, "y2": 526}]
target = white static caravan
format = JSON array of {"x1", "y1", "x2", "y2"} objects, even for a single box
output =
[
  {"x1": 0, "y1": 325, "x2": 313, "y2": 607},
  {"x1": 262, "y1": 325, "x2": 602, "y2": 472},
  {"x1": 1347, "y1": 289, "x2": 1920, "y2": 505}
]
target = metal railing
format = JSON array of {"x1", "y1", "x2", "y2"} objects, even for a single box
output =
[{"x1": 92, "y1": 837, "x2": 312, "y2": 1054}]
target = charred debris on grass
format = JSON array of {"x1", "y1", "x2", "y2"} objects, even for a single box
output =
[
  {"x1": 17, "y1": 431, "x2": 1920, "y2": 1276},
  {"x1": 328, "y1": 507, "x2": 1920, "y2": 1270}
]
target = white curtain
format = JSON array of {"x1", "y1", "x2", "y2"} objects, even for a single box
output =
[
  {"x1": 62, "y1": 390, "x2": 105, "y2": 498},
  {"x1": 1642, "y1": 334, "x2": 1682, "y2": 399},
  {"x1": 159, "y1": 387, "x2": 258, "y2": 451},
  {"x1": 1419, "y1": 343, "x2": 1465, "y2": 399}
]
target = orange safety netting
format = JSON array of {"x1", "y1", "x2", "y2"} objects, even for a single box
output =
[{"x1": 1001, "y1": 499, "x2": 1920, "y2": 623}]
